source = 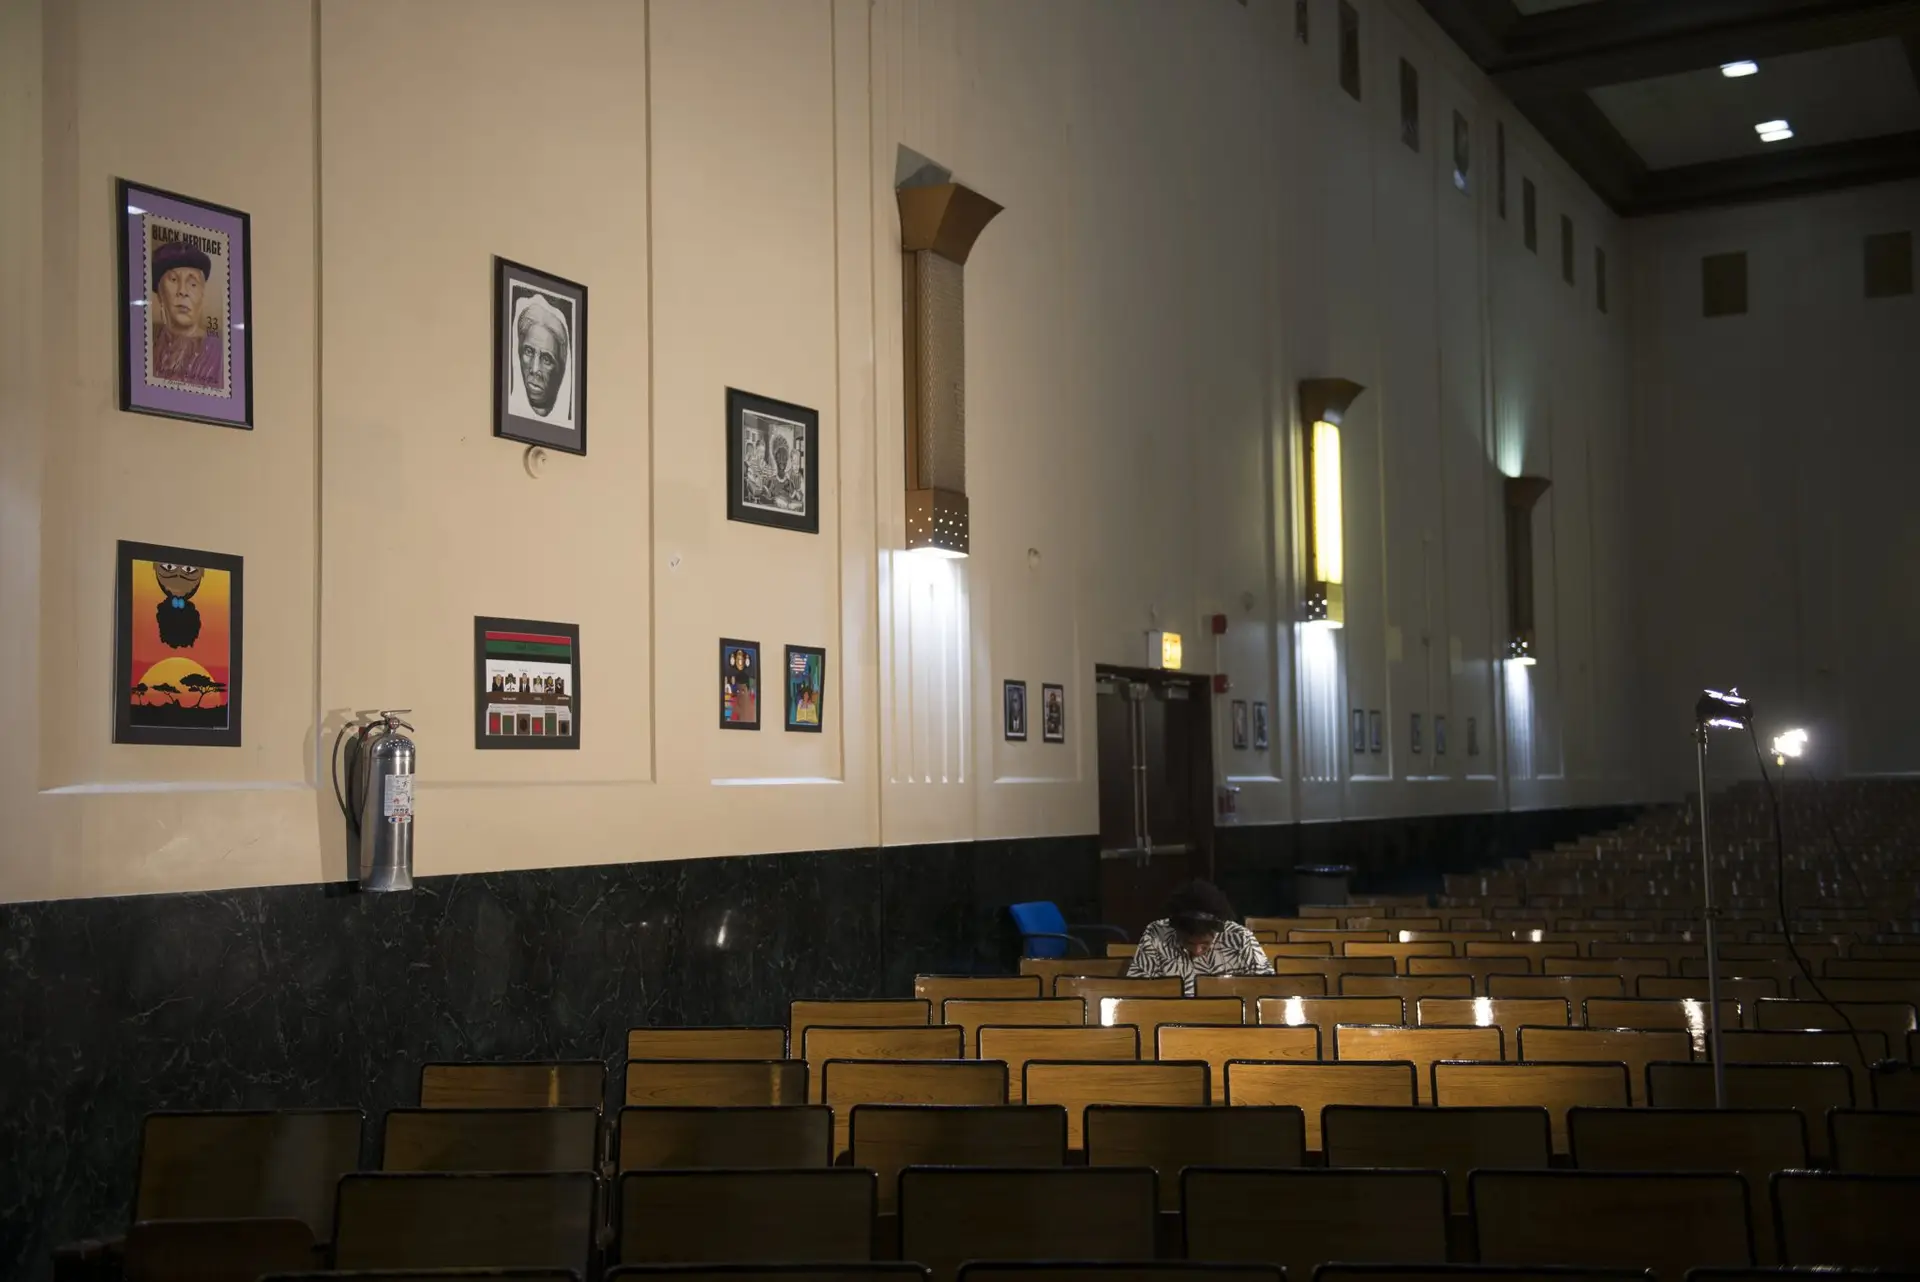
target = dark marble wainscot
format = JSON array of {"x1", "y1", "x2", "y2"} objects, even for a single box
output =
[{"x1": 0, "y1": 836, "x2": 1101, "y2": 1282}]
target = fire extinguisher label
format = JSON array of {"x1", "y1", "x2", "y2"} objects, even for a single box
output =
[{"x1": 383, "y1": 774, "x2": 414, "y2": 823}]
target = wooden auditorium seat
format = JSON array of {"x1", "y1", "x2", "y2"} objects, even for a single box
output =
[
  {"x1": 1645, "y1": 1062, "x2": 1853, "y2": 1162},
  {"x1": 1184, "y1": 1168, "x2": 1450, "y2": 1279},
  {"x1": 134, "y1": 1109, "x2": 364, "y2": 1247},
  {"x1": 1156, "y1": 1024, "x2": 1320, "y2": 1081},
  {"x1": 617, "y1": 1104, "x2": 831, "y2": 1170},
  {"x1": 1022, "y1": 1060, "x2": 1209, "y2": 1147},
  {"x1": 1430, "y1": 1062, "x2": 1630, "y2": 1154},
  {"x1": 1517, "y1": 1027, "x2": 1693, "y2": 1105},
  {"x1": 1341, "y1": 974, "x2": 1476, "y2": 1001},
  {"x1": 382, "y1": 1107, "x2": 601, "y2": 1171},
  {"x1": 628, "y1": 1026, "x2": 787, "y2": 1060},
  {"x1": 418, "y1": 1062, "x2": 606, "y2": 1110},
  {"x1": 1224, "y1": 1060, "x2": 1418, "y2": 1150},
  {"x1": 123, "y1": 1217, "x2": 316, "y2": 1282},
  {"x1": 1829, "y1": 1107, "x2": 1920, "y2": 1174},
  {"x1": 1099, "y1": 996, "x2": 1242, "y2": 1050},
  {"x1": 624, "y1": 1058, "x2": 808, "y2": 1107},
  {"x1": 941, "y1": 998, "x2": 1085, "y2": 1054},
  {"x1": 333, "y1": 1170, "x2": 598, "y2": 1274},
  {"x1": 1772, "y1": 1172, "x2": 1920, "y2": 1267},
  {"x1": 1195, "y1": 973, "x2": 1329, "y2": 1016},
  {"x1": 849, "y1": 1103, "x2": 1066, "y2": 1214},
  {"x1": 899, "y1": 1167, "x2": 1157, "y2": 1282},
  {"x1": 1407, "y1": 956, "x2": 1533, "y2": 994},
  {"x1": 1417, "y1": 997, "x2": 1570, "y2": 1056},
  {"x1": 976, "y1": 1025, "x2": 1139, "y2": 1102},
  {"x1": 820, "y1": 1057, "x2": 1006, "y2": 1153},
  {"x1": 789, "y1": 999, "x2": 930, "y2": 1051},
  {"x1": 1256, "y1": 994, "x2": 1405, "y2": 1043},
  {"x1": 1084, "y1": 1104, "x2": 1306, "y2": 1209},
  {"x1": 799, "y1": 1025, "x2": 963, "y2": 1103},
  {"x1": 1471, "y1": 1170, "x2": 1752, "y2": 1280},
  {"x1": 1018, "y1": 957, "x2": 1130, "y2": 987},
  {"x1": 1323, "y1": 1104, "x2": 1552, "y2": 1203},
  {"x1": 616, "y1": 1168, "x2": 876, "y2": 1264},
  {"x1": 1055, "y1": 975, "x2": 1184, "y2": 1017},
  {"x1": 1334, "y1": 1025, "x2": 1505, "y2": 1101},
  {"x1": 914, "y1": 974, "x2": 1042, "y2": 1007}
]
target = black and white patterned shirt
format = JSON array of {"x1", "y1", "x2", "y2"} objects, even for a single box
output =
[{"x1": 1126, "y1": 918, "x2": 1275, "y2": 996}]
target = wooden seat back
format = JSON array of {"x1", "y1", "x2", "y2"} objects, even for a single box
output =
[
  {"x1": 1157, "y1": 1024, "x2": 1320, "y2": 1081},
  {"x1": 1343, "y1": 941, "x2": 1458, "y2": 972},
  {"x1": 1262, "y1": 941, "x2": 1336, "y2": 958},
  {"x1": 1772, "y1": 1172, "x2": 1920, "y2": 1268},
  {"x1": 1287, "y1": 929, "x2": 1393, "y2": 949},
  {"x1": 1822, "y1": 958, "x2": 1920, "y2": 980},
  {"x1": 617, "y1": 1105, "x2": 831, "y2": 1171},
  {"x1": 1340, "y1": 974, "x2": 1475, "y2": 1001},
  {"x1": 850, "y1": 1104, "x2": 1066, "y2": 1214},
  {"x1": 800, "y1": 1025, "x2": 963, "y2": 1103},
  {"x1": 1099, "y1": 997, "x2": 1242, "y2": 1052},
  {"x1": 1549, "y1": 956, "x2": 1673, "y2": 985},
  {"x1": 790, "y1": 1000, "x2": 930, "y2": 1051},
  {"x1": 1184, "y1": 1168, "x2": 1449, "y2": 1279},
  {"x1": 1022, "y1": 1060, "x2": 1209, "y2": 1147},
  {"x1": 821, "y1": 1058, "x2": 1005, "y2": 1153},
  {"x1": 1334, "y1": 1025, "x2": 1503, "y2": 1102},
  {"x1": 134, "y1": 1109, "x2": 363, "y2": 1243},
  {"x1": 941, "y1": 998, "x2": 1084, "y2": 1054},
  {"x1": 1791, "y1": 976, "x2": 1920, "y2": 1007},
  {"x1": 1406, "y1": 956, "x2": 1533, "y2": 994},
  {"x1": 624, "y1": 1059, "x2": 808, "y2": 1107},
  {"x1": 899, "y1": 1168, "x2": 1156, "y2": 1282},
  {"x1": 1644, "y1": 1062, "x2": 1853, "y2": 1162},
  {"x1": 914, "y1": 975, "x2": 1042, "y2": 1008},
  {"x1": 1224, "y1": 1061, "x2": 1417, "y2": 1150},
  {"x1": 1255, "y1": 995, "x2": 1405, "y2": 1044},
  {"x1": 1518, "y1": 1027, "x2": 1693, "y2": 1105},
  {"x1": 419, "y1": 1062, "x2": 605, "y2": 1110},
  {"x1": 1268, "y1": 957, "x2": 1397, "y2": 984},
  {"x1": 1582, "y1": 998, "x2": 1740, "y2": 1054},
  {"x1": 1324, "y1": 1104, "x2": 1551, "y2": 1202},
  {"x1": 382, "y1": 1107, "x2": 600, "y2": 1172},
  {"x1": 1018, "y1": 957, "x2": 1130, "y2": 987},
  {"x1": 1829, "y1": 1107, "x2": 1920, "y2": 1174},
  {"x1": 1056, "y1": 975, "x2": 1183, "y2": 1016},
  {"x1": 123, "y1": 1217, "x2": 316, "y2": 1282},
  {"x1": 1196, "y1": 972, "x2": 1328, "y2": 1016},
  {"x1": 1085, "y1": 1104, "x2": 1306, "y2": 1210},
  {"x1": 1568, "y1": 1107, "x2": 1806, "y2": 1264},
  {"x1": 1430, "y1": 1062, "x2": 1630, "y2": 1154},
  {"x1": 1486, "y1": 975, "x2": 1624, "y2": 1012},
  {"x1": 958, "y1": 1266, "x2": 1278, "y2": 1282},
  {"x1": 617, "y1": 1168, "x2": 875, "y2": 1264},
  {"x1": 1417, "y1": 997, "x2": 1570, "y2": 1058},
  {"x1": 627, "y1": 1027, "x2": 787, "y2": 1061},
  {"x1": 976, "y1": 1025, "x2": 1139, "y2": 1101},
  {"x1": 1466, "y1": 942, "x2": 1584, "y2": 971},
  {"x1": 1753, "y1": 998, "x2": 1917, "y2": 1041},
  {"x1": 333, "y1": 1171, "x2": 597, "y2": 1274},
  {"x1": 1719, "y1": 1027, "x2": 1888, "y2": 1095},
  {"x1": 1471, "y1": 1169, "x2": 1752, "y2": 1280},
  {"x1": 1640, "y1": 975, "x2": 1778, "y2": 1012}
]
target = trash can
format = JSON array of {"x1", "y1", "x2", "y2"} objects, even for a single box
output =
[{"x1": 1294, "y1": 864, "x2": 1354, "y2": 908}]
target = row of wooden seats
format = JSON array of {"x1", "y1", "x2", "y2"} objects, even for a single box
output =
[{"x1": 133, "y1": 1158, "x2": 1920, "y2": 1280}]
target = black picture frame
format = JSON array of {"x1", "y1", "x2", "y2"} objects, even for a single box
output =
[
  {"x1": 784, "y1": 644, "x2": 827, "y2": 733},
  {"x1": 1253, "y1": 701, "x2": 1269, "y2": 751},
  {"x1": 1435, "y1": 714, "x2": 1448, "y2": 756},
  {"x1": 1468, "y1": 715, "x2": 1480, "y2": 757},
  {"x1": 726, "y1": 387, "x2": 820, "y2": 535},
  {"x1": 1351, "y1": 708, "x2": 1367, "y2": 754},
  {"x1": 1041, "y1": 683, "x2": 1065, "y2": 744},
  {"x1": 1003, "y1": 680, "x2": 1027, "y2": 742},
  {"x1": 116, "y1": 179, "x2": 254, "y2": 429},
  {"x1": 114, "y1": 540, "x2": 245, "y2": 747},
  {"x1": 1411, "y1": 713, "x2": 1424, "y2": 754},
  {"x1": 474, "y1": 616, "x2": 581, "y2": 749},
  {"x1": 1231, "y1": 700, "x2": 1249, "y2": 751},
  {"x1": 720, "y1": 638, "x2": 762, "y2": 731},
  {"x1": 1369, "y1": 710, "x2": 1384, "y2": 754},
  {"x1": 494, "y1": 257, "x2": 588, "y2": 455}
]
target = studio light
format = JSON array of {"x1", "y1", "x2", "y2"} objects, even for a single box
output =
[
  {"x1": 1697, "y1": 687, "x2": 1751, "y2": 730},
  {"x1": 1299, "y1": 379, "x2": 1365, "y2": 628},
  {"x1": 1692, "y1": 683, "x2": 1754, "y2": 1108},
  {"x1": 1773, "y1": 727, "x2": 1808, "y2": 763},
  {"x1": 1720, "y1": 60, "x2": 1759, "y2": 78}
]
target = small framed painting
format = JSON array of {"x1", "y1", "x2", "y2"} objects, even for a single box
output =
[
  {"x1": 1435, "y1": 714, "x2": 1448, "y2": 755},
  {"x1": 720, "y1": 639, "x2": 761, "y2": 730},
  {"x1": 1351, "y1": 708, "x2": 1367, "y2": 754},
  {"x1": 1467, "y1": 715, "x2": 1480, "y2": 757},
  {"x1": 726, "y1": 388, "x2": 819, "y2": 534},
  {"x1": 117, "y1": 180, "x2": 252, "y2": 429},
  {"x1": 1041, "y1": 683, "x2": 1065, "y2": 744},
  {"x1": 475, "y1": 617, "x2": 580, "y2": 748},
  {"x1": 1003, "y1": 680, "x2": 1027, "y2": 741},
  {"x1": 115, "y1": 540, "x2": 244, "y2": 746},
  {"x1": 495, "y1": 257, "x2": 588, "y2": 454},
  {"x1": 1411, "y1": 713, "x2": 1424, "y2": 754},
  {"x1": 1230, "y1": 700, "x2": 1249, "y2": 750},
  {"x1": 1253, "y1": 701, "x2": 1269, "y2": 751},
  {"x1": 1369, "y1": 710, "x2": 1384, "y2": 754},
  {"x1": 785, "y1": 644, "x2": 826, "y2": 732}
]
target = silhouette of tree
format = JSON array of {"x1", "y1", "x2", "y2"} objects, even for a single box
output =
[
  {"x1": 152, "y1": 681, "x2": 181, "y2": 705},
  {"x1": 179, "y1": 673, "x2": 219, "y2": 706},
  {"x1": 131, "y1": 682, "x2": 148, "y2": 704}
]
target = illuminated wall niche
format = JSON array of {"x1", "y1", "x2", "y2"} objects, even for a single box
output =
[
  {"x1": 1298, "y1": 378, "x2": 1365, "y2": 627},
  {"x1": 1504, "y1": 476, "x2": 1550, "y2": 664}
]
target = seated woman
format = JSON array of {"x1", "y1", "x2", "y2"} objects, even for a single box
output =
[{"x1": 1126, "y1": 879, "x2": 1274, "y2": 995}]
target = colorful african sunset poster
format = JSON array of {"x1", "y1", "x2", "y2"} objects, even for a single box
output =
[{"x1": 114, "y1": 540, "x2": 244, "y2": 746}]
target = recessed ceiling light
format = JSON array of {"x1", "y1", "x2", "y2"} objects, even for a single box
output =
[
  {"x1": 1720, "y1": 60, "x2": 1759, "y2": 78},
  {"x1": 1758, "y1": 128, "x2": 1795, "y2": 142},
  {"x1": 1754, "y1": 119, "x2": 1789, "y2": 134}
]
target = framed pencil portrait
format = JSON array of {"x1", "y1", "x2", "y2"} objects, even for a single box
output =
[
  {"x1": 117, "y1": 180, "x2": 252, "y2": 429},
  {"x1": 494, "y1": 257, "x2": 588, "y2": 455},
  {"x1": 114, "y1": 540, "x2": 244, "y2": 747},
  {"x1": 474, "y1": 617, "x2": 581, "y2": 749},
  {"x1": 726, "y1": 388, "x2": 819, "y2": 534}
]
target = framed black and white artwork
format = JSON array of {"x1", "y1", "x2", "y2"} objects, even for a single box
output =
[
  {"x1": 494, "y1": 257, "x2": 587, "y2": 455},
  {"x1": 726, "y1": 387, "x2": 819, "y2": 534},
  {"x1": 1003, "y1": 680, "x2": 1027, "y2": 742}
]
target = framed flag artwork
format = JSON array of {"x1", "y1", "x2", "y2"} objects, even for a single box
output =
[
  {"x1": 785, "y1": 645, "x2": 826, "y2": 732},
  {"x1": 116, "y1": 180, "x2": 252, "y2": 429},
  {"x1": 474, "y1": 617, "x2": 580, "y2": 749},
  {"x1": 114, "y1": 540, "x2": 243, "y2": 746},
  {"x1": 720, "y1": 638, "x2": 761, "y2": 730}
]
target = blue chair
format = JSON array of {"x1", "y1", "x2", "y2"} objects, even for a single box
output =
[{"x1": 1008, "y1": 901, "x2": 1129, "y2": 959}]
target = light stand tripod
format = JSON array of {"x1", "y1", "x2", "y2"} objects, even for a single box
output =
[{"x1": 1693, "y1": 688, "x2": 1750, "y2": 1110}]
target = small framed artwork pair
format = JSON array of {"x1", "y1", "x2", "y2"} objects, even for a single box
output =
[
  {"x1": 1003, "y1": 681, "x2": 1065, "y2": 743},
  {"x1": 719, "y1": 639, "x2": 827, "y2": 732},
  {"x1": 1230, "y1": 700, "x2": 1271, "y2": 751}
]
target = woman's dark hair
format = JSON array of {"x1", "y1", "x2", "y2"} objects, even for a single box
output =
[{"x1": 1166, "y1": 878, "x2": 1236, "y2": 939}]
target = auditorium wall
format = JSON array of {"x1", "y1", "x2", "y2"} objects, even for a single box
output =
[
  {"x1": 1629, "y1": 178, "x2": 1920, "y2": 797},
  {"x1": 0, "y1": 0, "x2": 1643, "y2": 909}
]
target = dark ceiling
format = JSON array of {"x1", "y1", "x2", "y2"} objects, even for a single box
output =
[{"x1": 1418, "y1": 0, "x2": 1920, "y2": 215}]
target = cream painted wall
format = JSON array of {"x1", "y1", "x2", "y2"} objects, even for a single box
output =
[
  {"x1": 0, "y1": 0, "x2": 1643, "y2": 906},
  {"x1": 1629, "y1": 179, "x2": 1920, "y2": 797}
]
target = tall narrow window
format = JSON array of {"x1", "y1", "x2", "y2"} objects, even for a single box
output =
[
  {"x1": 1339, "y1": 2, "x2": 1361, "y2": 100},
  {"x1": 1399, "y1": 59, "x2": 1420, "y2": 151},
  {"x1": 1864, "y1": 230, "x2": 1914, "y2": 298},
  {"x1": 1596, "y1": 246, "x2": 1608, "y2": 313},
  {"x1": 1452, "y1": 110, "x2": 1470, "y2": 192},
  {"x1": 1702, "y1": 251, "x2": 1748, "y2": 317},
  {"x1": 1561, "y1": 215, "x2": 1575, "y2": 285},
  {"x1": 1295, "y1": 0, "x2": 1309, "y2": 44},
  {"x1": 1523, "y1": 179, "x2": 1537, "y2": 253},
  {"x1": 1496, "y1": 122, "x2": 1507, "y2": 219}
]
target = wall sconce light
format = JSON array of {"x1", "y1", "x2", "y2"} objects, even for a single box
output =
[
  {"x1": 1504, "y1": 476, "x2": 1551, "y2": 663},
  {"x1": 897, "y1": 179, "x2": 1002, "y2": 557},
  {"x1": 1298, "y1": 378, "x2": 1365, "y2": 627}
]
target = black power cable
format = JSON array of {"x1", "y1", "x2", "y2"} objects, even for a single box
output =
[{"x1": 1745, "y1": 723, "x2": 1889, "y2": 1081}]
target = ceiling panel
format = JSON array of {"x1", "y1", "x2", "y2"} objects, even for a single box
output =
[{"x1": 1590, "y1": 38, "x2": 1920, "y2": 170}]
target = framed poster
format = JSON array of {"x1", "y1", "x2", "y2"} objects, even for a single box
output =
[
  {"x1": 1351, "y1": 708, "x2": 1366, "y2": 754},
  {"x1": 784, "y1": 644, "x2": 826, "y2": 733},
  {"x1": 1041, "y1": 683, "x2": 1066, "y2": 744},
  {"x1": 1467, "y1": 716, "x2": 1480, "y2": 757},
  {"x1": 720, "y1": 638, "x2": 761, "y2": 730},
  {"x1": 1435, "y1": 714, "x2": 1448, "y2": 755},
  {"x1": 1253, "y1": 701, "x2": 1269, "y2": 751},
  {"x1": 475, "y1": 617, "x2": 580, "y2": 748},
  {"x1": 1003, "y1": 680, "x2": 1027, "y2": 742},
  {"x1": 1230, "y1": 700, "x2": 1249, "y2": 750},
  {"x1": 1411, "y1": 713, "x2": 1424, "y2": 754},
  {"x1": 1369, "y1": 710, "x2": 1384, "y2": 754},
  {"x1": 495, "y1": 257, "x2": 588, "y2": 455},
  {"x1": 117, "y1": 180, "x2": 252, "y2": 429},
  {"x1": 726, "y1": 388, "x2": 819, "y2": 534},
  {"x1": 115, "y1": 541, "x2": 244, "y2": 746}
]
